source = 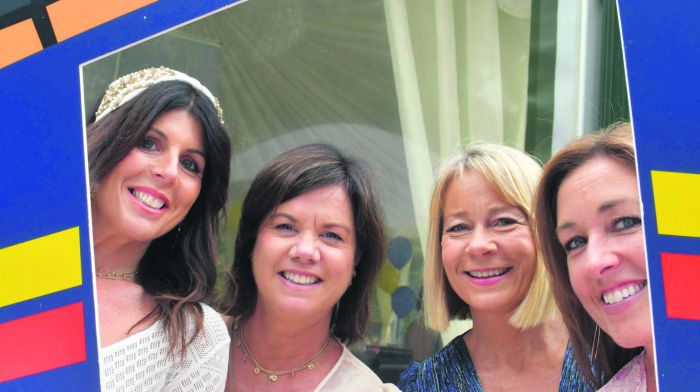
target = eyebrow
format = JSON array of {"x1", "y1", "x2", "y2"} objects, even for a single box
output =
[
  {"x1": 323, "y1": 223, "x2": 354, "y2": 236},
  {"x1": 149, "y1": 127, "x2": 206, "y2": 159},
  {"x1": 556, "y1": 198, "x2": 631, "y2": 233},
  {"x1": 269, "y1": 212, "x2": 354, "y2": 234},
  {"x1": 491, "y1": 205, "x2": 526, "y2": 216},
  {"x1": 598, "y1": 198, "x2": 627, "y2": 213},
  {"x1": 444, "y1": 205, "x2": 525, "y2": 219},
  {"x1": 556, "y1": 221, "x2": 574, "y2": 233},
  {"x1": 269, "y1": 212, "x2": 296, "y2": 222}
]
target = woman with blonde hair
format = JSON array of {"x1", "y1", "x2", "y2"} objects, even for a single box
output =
[
  {"x1": 398, "y1": 144, "x2": 589, "y2": 391},
  {"x1": 534, "y1": 123, "x2": 655, "y2": 391}
]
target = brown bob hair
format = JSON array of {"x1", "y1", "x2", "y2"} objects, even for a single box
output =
[
  {"x1": 220, "y1": 144, "x2": 385, "y2": 344},
  {"x1": 534, "y1": 122, "x2": 643, "y2": 388}
]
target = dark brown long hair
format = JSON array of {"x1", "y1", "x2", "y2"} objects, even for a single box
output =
[
  {"x1": 219, "y1": 144, "x2": 385, "y2": 345},
  {"x1": 534, "y1": 122, "x2": 643, "y2": 388},
  {"x1": 87, "y1": 80, "x2": 231, "y2": 355}
]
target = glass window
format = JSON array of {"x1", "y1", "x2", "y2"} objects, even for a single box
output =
[{"x1": 83, "y1": 0, "x2": 622, "y2": 382}]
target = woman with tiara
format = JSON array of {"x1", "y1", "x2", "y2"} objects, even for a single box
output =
[{"x1": 87, "y1": 67, "x2": 231, "y2": 391}]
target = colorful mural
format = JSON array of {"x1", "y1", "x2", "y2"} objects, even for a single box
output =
[{"x1": 1, "y1": 0, "x2": 698, "y2": 390}]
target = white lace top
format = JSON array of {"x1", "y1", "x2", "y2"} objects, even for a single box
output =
[
  {"x1": 315, "y1": 346, "x2": 400, "y2": 392},
  {"x1": 100, "y1": 303, "x2": 230, "y2": 391}
]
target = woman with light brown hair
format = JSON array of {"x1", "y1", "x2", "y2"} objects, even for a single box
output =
[{"x1": 534, "y1": 123, "x2": 655, "y2": 391}]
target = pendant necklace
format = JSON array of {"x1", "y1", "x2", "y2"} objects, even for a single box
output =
[{"x1": 234, "y1": 324, "x2": 333, "y2": 392}]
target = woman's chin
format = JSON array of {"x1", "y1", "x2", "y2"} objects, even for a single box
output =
[
  {"x1": 606, "y1": 324, "x2": 652, "y2": 350},
  {"x1": 588, "y1": 294, "x2": 652, "y2": 351},
  {"x1": 261, "y1": 298, "x2": 334, "y2": 322}
]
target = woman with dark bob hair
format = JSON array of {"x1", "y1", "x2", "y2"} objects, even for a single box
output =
[
  {"x1": 534, "y1": 123, "x2": 655, "y2": 391},
  {"x1": 220, "y1": 144, "x2": 398, "y2": 391},
  {"x1": 88, "y1": 67, "x2": 231, "y2": 390}
]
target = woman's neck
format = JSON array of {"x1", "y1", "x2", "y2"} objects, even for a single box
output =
[
  {"x1": 240, "y1": 307, "x2": 335, "y2": 370},
  {"x1": 466, "y1": 310, "x2": 567, "y2": 368},
  {"x1": 644, "y1": 344, "x2": 657, "y2": 392},
  {"x1": 93, "y1": 230, "x2": 150, "y2": 273}
]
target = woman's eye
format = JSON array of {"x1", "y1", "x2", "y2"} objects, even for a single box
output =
[
  {"x1": 322, "y1": 232, "x2": 343, "y2": 242},
  {"x1": 181, "y1": 157, "x2": 200, "y2": 173},
  {"x1": 494, "y1": 217, "x2": 519, "y2": 227},
  {"x1": 445, "y1": 224, "x2": 469, "y2": 233},
  {"x1": 563, "y1": 236, "x2": 587, "y2": 253},
  {"x1": 275, "y1": 223, "x2": 295, "y2": 231},
  {"x1": 139, "y1": 137, "x2": 157, "y2": 151},
  {"x1": 613, "y1": 216, "x2": 641, "y2": 232}
]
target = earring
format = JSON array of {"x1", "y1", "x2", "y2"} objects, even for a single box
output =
[
  {"x1": 590, "y1": 324, "x2": 601, "y2": 361},
  {"x1": 348, "y1": 270, "x2": 357, "y2": 286}
]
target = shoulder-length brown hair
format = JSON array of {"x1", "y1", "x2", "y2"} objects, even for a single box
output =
[
  {"x1": 220, "y1": 144, "x2": 385, "y2": 345},
  {"x1": 534, "y1": 122, "x2": 643, "y2": 388},
  {"x1": 87, "y1": 80, "x2": 231, "y2": 355}
]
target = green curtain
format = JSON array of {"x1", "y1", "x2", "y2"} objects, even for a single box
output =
[
  {"x1": 599, "y1": 0, "x2": 629, "y2": 127},
  {"x1": 524, "y1": 0, "x2": 557, "y2": 162}
]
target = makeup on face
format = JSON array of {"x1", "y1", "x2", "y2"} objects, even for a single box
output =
[
  {"x1": 557, "y1": 156, "x2": 651, "y2": 349},
  {"x1": 440, "y1": 172, "x2": 536, "y2": 315}
]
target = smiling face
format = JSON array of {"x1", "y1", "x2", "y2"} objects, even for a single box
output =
[
  {"x1": 91, "y1": 109, "x2": 205, "y2": 243},
  {"x1": 251, "y1": 184, "x2": 357, "y2": 322},
  {"x1": 440, "y1": 171, "x2": 536, "y2": 316},
  {"x1": 556, "y1": 156, "x2": 651, "y2": 349}
]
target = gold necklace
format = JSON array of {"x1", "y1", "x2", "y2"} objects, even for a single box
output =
[
  {"x1": 235, "y1": 324, "x2": 333, "y2": 392},
  {"x1": 96, "y1": 270, "x2": 137, "y2": 281}
]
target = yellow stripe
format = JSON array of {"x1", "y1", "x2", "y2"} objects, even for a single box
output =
[
  {"x1": 651, "y1": 170, "x2": 700, "y2": 238},
  {"x1": 0, "y1": 227, "x2": 83, "y2": 307}
]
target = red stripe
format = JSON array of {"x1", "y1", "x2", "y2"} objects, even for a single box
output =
[
  {"x1": 662, "y1": 252, "x2": 700, "y2": 320},
  {"x1": 0, "y1": 302, "x2": 87, "y2": 382}
]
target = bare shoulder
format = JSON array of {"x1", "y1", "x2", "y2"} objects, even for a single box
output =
[{"x1": 97, "y1": 279, "x2": 158, "y2": 347}]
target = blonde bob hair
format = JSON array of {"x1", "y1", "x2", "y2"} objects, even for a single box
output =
[{"x1": 423, "y1": 143, "x2": 559, "y2": 332}]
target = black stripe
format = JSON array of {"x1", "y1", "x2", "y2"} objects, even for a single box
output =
[
  {"x1": 0, "y1": 0, "x2": 61, "y2": 48},
  {"x1": 30, "y1": 0, "x2": 56, "y2": 48}
]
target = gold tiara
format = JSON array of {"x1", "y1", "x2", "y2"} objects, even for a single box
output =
[{"x1": 94, "y1": 66, "x2": 224, "y2": 125}]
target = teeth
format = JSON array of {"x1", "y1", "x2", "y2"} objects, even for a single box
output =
[
  {"x1": 282, "y1": 272, "x2": 320, "y2": 286},
  {"x1": 602, "y1": 282, "x2": 645, "y2": 305},
  {"x1": 132, "y1": 190, "x2": 165, "y2": 209},
  {"x1": 468, "y1": 268, "x2": 509, "y2": 279}
]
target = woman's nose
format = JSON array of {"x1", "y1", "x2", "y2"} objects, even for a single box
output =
[
  {"x1": 585, "y1": 236, "x2": 620, "y2": 276},
  {"x1": 466, "y1": 226, "x2": 497, "y2": 256},
  {"x1": 152, "y1": 154, "x2": 178, "y2": 184},
  {"x1": 290, "y1": 233, "x2": 321, "y2": 262}
]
